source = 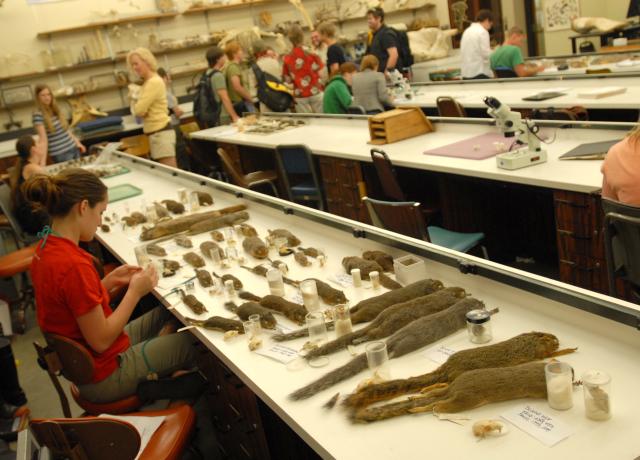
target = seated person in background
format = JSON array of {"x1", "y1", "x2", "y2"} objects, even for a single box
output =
[
  {"x1": 602, "y1": 127, "x2": 640, "y2": 206},
  {"x1": 490, "y1": 27, "x2": 544, "y2": 78},
  {"x1": 323, "y1": 62, "x2": 358, "y2": 114},
  {"x1": 224, "y1": 41, "x2": 256, "y2": 115},
  {"x1": 351, "y1": 55, "x2": 394, "y2": 114},
  {"x1": 10, "y1": 135, "x2": 49, "y2": 235},
  {"x1": 317, "y1": 21, "x2": 346, "y2": 76}
]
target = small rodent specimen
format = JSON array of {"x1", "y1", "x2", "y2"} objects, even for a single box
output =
[
  {"x1": 298, "y1": 247, "x2": 322, "y2": 258},
  {"x1": 100, "y1": 224, "x2": 110, "y2": 233},
  {"x1": 241, "y1": 265, "x2": 298, "y2": 286},
  {"x1": 473, "y1": 420, "x2": 506, "y2": 439},
  {"x1": 225, "y1": 301, "x2": 277, "y2": 329},
  {"x1": 188, "y1": 211, "x2": 250, "y2": 235},
  {"x1": 269, "y1": 259, "x2": 289, "y2": 273},
  {"x1": 162, "y1": 259, "x2": 180, "y2": 277},
  {"x1": 181, "y1": 292, "x2": 208, "y2": 315},
  {"x1": 238, "y1": 223, "x2": 258, "y2": 237},
  {"x1": 259, "y1": 295, "x2": 308, "y2": 325},
  {"x1": 342, "y1": 257, "x2": 401, "y2": 290},
  {"x1": 162, "y1": 199, "x2": 185, "y2": 214},
  {"x1": 268, "y1": 229, "x2": 301, "y2": 247},
  {"x1": 122, "y1": 212, "x2": 147, "y2": 227},
  {"x1": 304, "y1": 278, "x2": 347, "y2": 305},
  {"x1": 362, "y1": 250, "x2": 394, "y2": 273},
  {"x1": 140, "y1": 206, "x2": 247, "y2": 240},
  {"x1": 279, "y1": 247, "x2": 294, "y2": 256},
  {"x1": 183, "y1": 252, "x2": 205, "y2": 268},
  {"x1": 175, "y1": 235, "x2": 193, "y2": 248},
  {"x1": 350, "y1": 279, "x2": 444, "y2": 324},
  {"x1": 196, "y1": 191, "x2": 214, "y2": 206},
  {"x1": 210, "y1": 230, "x2": 224, "y2": 242},
  {"x1": 352, "y1": 362, "x2": 551, "y2": 423},
  {"x1": 304, "y1": 287, "x2": 466, "y2": 362},
  {"x1": 200, "y1": 241, "x2": 224, "y2": 259},
  {"x1": 238, "y1": 291, "x2": 262, "y2": 302},
  {"x1": 294, "y1": 251, "x2": 311, "y2": 267},
  {"x1": 290, "y1": 297, "x2": 480, "y2": 401},
  {"x1": 146, "y1": 243, "x2": 167, "y2": 257},
  {"x1": 185, "y1": 316, "x2": 243, "y2": 333},
  {"x1": 212, "y1": 272, "x2": 243, "y2": 290},
  {"x1": 195, "y1": 269, "x2": 214, "y2": 288},
  {"x1": 243, "y1": 236, "x2": 269, "y2": 259},
  {"x1": 343, "y1": 331, "x2": 575, "y2": 409},
  {"x1": 154, "y1": 202, "x2": 170, "y2": 219}
]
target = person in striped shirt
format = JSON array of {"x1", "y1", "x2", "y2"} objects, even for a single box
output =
[{"x1": 33, "y1": 84, "x2": 85, "y2": 164}]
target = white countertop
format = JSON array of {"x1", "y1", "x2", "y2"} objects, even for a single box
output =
[
  {"x1": 94, "y1": 157, "x2": 640, "y2": 460},
  {"x1": 191, "y1": 117, "x2": 626, "y2": 193}
]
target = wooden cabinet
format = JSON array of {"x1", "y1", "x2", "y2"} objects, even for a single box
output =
[{"x1": 317, "y1": 155, "x2": 369, "y2": 223}]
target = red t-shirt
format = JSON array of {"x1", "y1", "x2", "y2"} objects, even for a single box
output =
[
  {"x1": 30, "y1": 236, "x2": 130, "y2": 383},
  {"x1": 282, "y1": 47, "x2": 324, "y2": 98}
]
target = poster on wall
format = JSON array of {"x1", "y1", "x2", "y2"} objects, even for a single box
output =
[{"x1": 543, "y1": 0, "x2": 580, "y2": 31}]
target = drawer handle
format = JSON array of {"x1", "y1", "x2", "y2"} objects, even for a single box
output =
[
  {"x1": 559, "y1": 259, "x2": 599, "y2": 271},
  {"x1": 228, "y1": 403, "x2": 242, "y2": 420}
]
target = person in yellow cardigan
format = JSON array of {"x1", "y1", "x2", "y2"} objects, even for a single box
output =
[{"x1": 127, "y1": 48, "x2": 177, "y2": 168}]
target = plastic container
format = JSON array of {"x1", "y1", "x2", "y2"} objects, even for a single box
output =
[
  {"x1": 300, "y1": 279, "x2": 320, "y2": 312},
  {"x1": 351, "y1": 268, "x2": 362, "y2": 287},
  {"x1": 465, "y1": 309, "x2": 492, "y2": 344},
  {"x1": 369, "y1": 271, "x2": 380, "y2": 289},
  {"x1": 545, "y1": 362, "x2": 573, "y2": 410},
  {"x1": 582, "y1": 370, "x2": 611, "y2": 421},
  {"x1": 393, "y1": 255, "x2": 427, "y2": 286},
  {"x1": 306, "y1": 312, "x2": 327, "y2": 346},
  {"x1": 366, "y1": 341, "x2": 390, "y2": 379},
  {"x1": 333, "y1": 304, "x2": 353, "y2": 338},
  {"x1": 267, "y1": 268, "x2": 285, "y2": 296}
]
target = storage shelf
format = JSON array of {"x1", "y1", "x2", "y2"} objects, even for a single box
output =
[
  {"x1": 336, "y1": 3, "x2": 435, "y2": 25},
  {"x1": 183, "y1": 0, "x2": 275, "y2": 15}
]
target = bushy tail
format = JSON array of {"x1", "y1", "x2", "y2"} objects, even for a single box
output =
[
  {"x1": 305, "y1": 328, "x2": 367, "y2": 360},
  {"x1": 273, "y1": 328, "x2": 309, "y2": 342},
  {"x1": 379, "y1": 274, "x2": 401, "y2": 290},
  {"x1": 290, "y1": 355, "x2": 368, "y2": 400}
]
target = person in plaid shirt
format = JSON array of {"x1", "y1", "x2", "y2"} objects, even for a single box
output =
[{"x1": 283, "y1": 25, "x2": 324, "y2": 113}]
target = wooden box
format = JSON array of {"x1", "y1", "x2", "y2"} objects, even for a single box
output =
[{"x1": 368, "y1": 107, "x2": 434, "y2": 145}]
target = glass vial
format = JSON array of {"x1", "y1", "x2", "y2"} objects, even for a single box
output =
[
  {"x1": 545, "y1": 362, "x2": 573, "y2": 410},
  {"x1": 582, "y1": 370, "x2": 611, "y2": 421},
  {"x1": 177, "y1": 188, "x2": 188, "y2": 204},
  {"x1": 369, "y1": 271, "x2": 380, "y2": 289},
  {"x1": 465, "y1": 309, "x2": 492, "y2": 344},
  {"x1": 266, "y1": 268, "x2": 285, "y2": 296},
  {"x1": 333, "y1": 304, "x2": 353, "y2": 338},
  {"x1": 366, "y1": 341, "x2": 390, "y2": 380},
  {"x1": 224, "y1": 279, "x2": 236, "y2": 298},
  {"x1": 189, "y1": 191, "x2": 200, "y2": 212},
  {"x1": 300, "y1": 279, "x2": 320, "y2": 312},
  {"x1": 305, "y1": 311, "x2": 327, "y2": 346}
]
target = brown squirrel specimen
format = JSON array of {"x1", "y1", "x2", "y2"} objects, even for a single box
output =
[
  {"x1": 146, "y1": 243, "x2": 167, "y2": 257},
  {"x1": 294, "y1": 251, "x2": 312, "y2": 267},
  {"x1": 100, "y1": 224, "x2": 110, "y2": 233},
  {"x1": 175, "y1": 235, "x2": 193, "y2": 248},
  {"x1": 342, "y1": 257, "x2": 401, "y2": 290},
  {"x1": 196, "y1": 191, "x2": 214, "y2": 206},
  {"x1": 303, "y1": 287, "x2": 466, "y2": 361},
  {"x1": 181, "y1": 293, "x2": 208, "y2": 315},
  {"x1": 185, "y1": 316, "x2": 243, "y2": 332},
  {"x1": 162, "y1": 199, "x2": 185, "y2": 214},
  {"x1": 298, "y1": 247, "x2": 322, "y2": 258},
  {"x1": 200, "y1": 241, "x2": 224, "y2": 259},
  {"x1": 362, "y1": 251, "x2": 394, "y2": 273},
  {"x1": 343, "y1": 332, "x2": 575, "y2": 409},
  {"x1": 225, "y1": 301, "x2": 277, "y2": 329},
  {"x1": 238, "y1": 224, "x2": 258, "y2": 237},
  {"x1": 259, "y1": 295, "x2": 308, "y2": 325},
  {"x1": 195, "y1": 269, "x2": 214, "y2": 288},
  {"x1": 243, "y1": 236, "x2": 269, "y2": 259},
  {"x1": 122, "y1": 212, "x2": 147, "y2": 227},
  {"x1": 212, "y1": 272, "x2": 243, "y2": 290},
  {"x1": 241, "y1": 265, "x2": 299, "y2": 286},
  {"x1": 239, "y1": 291, "x2": 262, "y2": 302},
  {"x1": 210, "y1": 230, "x2": 224, "y2": 242},
  {"x1": 183, "y1": 252, "x2": 205, "y2": 268},
  {"x1": 162, "y1": 259, "x2": 180, "y2": 277},
  {"x1": 290, "y1": 297, "x2": 481, "y2": 401},
  {"x1": 153, "y1": 202, "x2": 170, "y2": 219},
  {"x1": 352, "y1": 362, "x2": 552, "y2": 423},
  {"x1": 305, "y1": 278, "x2": 348, "y2": 305},
  {"x1": 268, "y1": 229, "x2": 301, "y2": 247},
  {"x1": 140, "y1": 205, "x2": 247, "y2": 240},
  {"x1": 188, "y1": 211, "x2": 250, "y2": 236}
]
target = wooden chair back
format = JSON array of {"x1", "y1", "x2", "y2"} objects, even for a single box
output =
[
  {"x1": 362, "y1": 197, "x2": 430, "y2": 242},
  {"x1": 217, "y1": 147, "x2": 248, "y2": 187},
  {"x1": 436, "y1": 96, "x2": 467, "y2": 117},
  {"x1": 370, "y1": 148, "x2": 406, "y2": 201}
]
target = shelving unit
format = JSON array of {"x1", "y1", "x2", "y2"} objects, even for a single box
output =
[{"x1": 182, "y1": 0, "x2": 276, "y2": 15}]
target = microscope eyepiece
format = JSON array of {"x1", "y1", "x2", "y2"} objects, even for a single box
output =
[{"x1": 483, "y1": 96, "x2": 502, "y2": 110}]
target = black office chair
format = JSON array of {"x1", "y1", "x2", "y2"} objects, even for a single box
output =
[
  {"x1": 274, "y1": 144, "x2": 324, "y2": 210},
  {"x1": 494, "y1": 67, "x2": 518, "y2": 78},
  {"x1": 602, "y1": 197, "x2": 640, "y2": 300}
]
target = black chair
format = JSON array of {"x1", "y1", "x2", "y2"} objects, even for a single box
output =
[
  {"x1": 346, "y1": 105, "x2": 367, "y2": 115},
  {"x1": 602, "y1": 198, "x2": 640, "y2": 299},
  {"x1": 494, "y1": 67, "x2": 518, "y2": 78},
  {"x1": 274, "y1": 144, "x2": 324, "y2": 210},
  {"x1": 579, "y1": 41, "x2": 596, "y2": 53}
]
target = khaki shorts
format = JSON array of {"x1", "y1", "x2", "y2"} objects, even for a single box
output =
[{"x1": 148, "y1": 129, "x2": 176, "y2": 160}]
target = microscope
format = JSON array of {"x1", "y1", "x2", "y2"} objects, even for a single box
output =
[{"x1": 484, "y1": 96, "x2": 547, "y2": 170}]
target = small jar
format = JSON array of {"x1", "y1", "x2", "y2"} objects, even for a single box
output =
[
  {"x1": 369, "y1": 271, "x2": 380, "y2": 289},
  {"x1": 224, "y1": 279, "x2": 236, "y2": 298},
  {"x1": 465, "y1": 309, "x2": 492, "y2": 344},
  {"x1": 177, "y1": 188, "x2": 188, "y2": 204},
  {"x1": 189, "y1": 191, "x2": 201, "y2": 212},
  {"x1": 333, "y1": 304, "x2": 353, "y2": 338},
  {"x1": 582, "y1": 370, "x2": 611, "y2": 421},
  {"x1": 351, "y1": 268, "x2": 362, "y2": 287},
  {"x1": 266, "y1": 268, "x2": 285, "y2": 296}
]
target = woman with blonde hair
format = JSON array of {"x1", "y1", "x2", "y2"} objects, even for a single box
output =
[
  {"x1": 33, "y1": 84, "x2": 86, "y2": 164},
  {"x1": 351, "y1": 54, "x2": 394, "y2": 114},
  {"x1": 127, "y1": 47, "x2": 177, "y2": 168}
]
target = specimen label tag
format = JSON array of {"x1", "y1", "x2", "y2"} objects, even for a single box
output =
[
  {"x1": 501, "y1": 405, "x2": 574, "y2": 447},
  {"x1": 329, "y1": 274, "x2": 354, "y2": 288},
  {"x1": 255, "y1": 344, "x2": 299, "y2": 364},
  {"x1": 424, "y1": 344, "x2": 458, "y2": 364}
]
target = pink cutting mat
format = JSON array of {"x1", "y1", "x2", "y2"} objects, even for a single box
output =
[{"x1": 424, "y1": 132, "x2": 517, "y2": 160}]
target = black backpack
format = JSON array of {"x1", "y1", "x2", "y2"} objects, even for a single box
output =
[
  {"x1": 251, "y1": 63, "x2": 293, "y2": 113},
  {"x1": 193, "y1": 69, "x2": 221, "y2": 129},
  {"x1": 389, "y1": 27, "x2": 414, "y2": 70}
]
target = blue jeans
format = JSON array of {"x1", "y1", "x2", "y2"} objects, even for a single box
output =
[{"x1": 51, "y1": 147, "x2": 80, "y2": 164}]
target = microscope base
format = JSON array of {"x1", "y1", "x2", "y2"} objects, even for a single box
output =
[{"x1": 496, "y1": 148, "x2": 547, "y2": 170}]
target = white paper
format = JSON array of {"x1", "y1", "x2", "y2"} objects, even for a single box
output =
[
  {"x1": 288, "y1": 292, "x2": 303, "y2": 305},
  {"x1": 424, "y1": 344, "x2": 458, "y2": 364},
  {"x1": 329, "y1": 273, "x2": 354, "y2": 288},
  {"x1": 501, "y1": 404, "x2": 574, "y2": 447},
  {"x1": 255, "y1": 344, "x2": 299, "y2": 364},
  {"x1": 97, "y1": 414, "x2": 165, "y2": 460}
]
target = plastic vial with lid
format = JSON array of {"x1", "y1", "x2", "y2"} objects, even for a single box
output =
[
  {"x1": 465, "y1": 309, "x2": 492, "y2": 344},
  {"x1": 582, "y1": 370, "x2": 611, "y2": 421},
  {"x1": 266, "y1": 268, "x2": 285, "y2": 296}
]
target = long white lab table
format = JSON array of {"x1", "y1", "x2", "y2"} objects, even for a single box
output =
[{"x1": 92, "y1": 153, "x2": 640, "y2": 459}]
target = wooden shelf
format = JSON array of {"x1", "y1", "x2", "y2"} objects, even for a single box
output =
[
  {"x1": 183, "y1": 1, "x2": 274, "y2": 15},
  {"x1": 337, "y1": 3, "x2": 435, "y2": 25},
  {"x1": 36, "y1": 11, "x2": 179, "y2": 38}
]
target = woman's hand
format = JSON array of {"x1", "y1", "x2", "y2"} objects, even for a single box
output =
[
  {"x1": 102, "y1": 264, "x2": 142, "y2": 292},
  {"x1": 129, "y1": 265, "x2": 159, "y2": 298},
  {"x1": 77, "y1": 142, "x2": 87, "y2": 154}
]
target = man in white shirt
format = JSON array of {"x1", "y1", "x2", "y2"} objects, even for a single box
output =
[{"x1": 460, "y1": 10, "x2": 494, "y2": 79}]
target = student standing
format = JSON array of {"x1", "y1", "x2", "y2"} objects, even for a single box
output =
[
  {"x1": 283, "y1": 25, "x2": 324, "y2": 113},
  {"x1": 490, "y1": 27, "x2": 544, "y2": 77},
  {"x1": 157, "y1": 68, "x2": 190, "y2": 170},
  {"x1": 366, "y1": 7, "x2": 400, "y2": 73},
  {"x1": 127, "y1": 48, "x2": 177, "y2": 168},
  {"x1": 352, "y1": 55, "x2": 394, "y2": 114},
  {"x1": 323, "y1": 62, "x2": 357, "y2": 114},
  {"x1": 460, "y1": 10, "x2": 494, "y2": 80},
  {"x1": 224, "y1": 42, "x2": 256, "y2": 115},
  {"x1": 317, "y1": 22, "x2": 347, "y2": 76},
  {"x1": 33, "y1": 84, "x2": 86, "y2": 164}
]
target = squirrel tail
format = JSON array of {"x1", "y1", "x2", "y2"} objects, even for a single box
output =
[
  {"x1": 304, "y1": 328, "x2": 366, "y2": 360},
  {"x1": 290, "y1": 354, "x2": 368, "y2": 400}
]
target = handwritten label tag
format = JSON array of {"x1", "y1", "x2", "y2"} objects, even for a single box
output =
[
  {"x1": 424, "y1": 344, "x2": 458, "y2": 364},
  {"x1": 329, "y1": 274, "x2": 354, "y2": 288},
  {"x1": 255, "y1": 344, "x2": 299, "y2": 364},
  {"x1": 501, "y1": 405, "x2": 574, "y2": 447},
  {"x1": 288, "y1": 292, "x2": 303, "y2": 305}
]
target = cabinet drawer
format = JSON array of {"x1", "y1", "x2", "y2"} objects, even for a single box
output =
[{"x1": 559, "y1": 256, "x2": 607, "y2": 293}]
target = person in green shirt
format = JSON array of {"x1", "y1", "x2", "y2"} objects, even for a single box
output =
[
  {"x1": 490, "y1": 26, "x2": 544, "y2": 78},
  {"x1": 206, "y1": 46, "x2": 239, "y2": 125},
  {"x1": 323, "y1": 62, "x2": 357, "y2": 114},
  {"x1": 223, "y1": 41, "x2": 256, "y2": 114}
]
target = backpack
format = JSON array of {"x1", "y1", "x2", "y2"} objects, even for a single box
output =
[
  {"x1": 193, "y1": 69, "x2": 220, "y2": 129},
  {"x1": 389, "y1": 27, "x2": 414, "y2": 70},
  {"x1": 251, "y1": 63, "x2": 293, "y2": 113}
]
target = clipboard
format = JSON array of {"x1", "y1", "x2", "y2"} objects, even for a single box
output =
[{"x1": 559, "y1": 140, "x2": 620, "y2": 160}]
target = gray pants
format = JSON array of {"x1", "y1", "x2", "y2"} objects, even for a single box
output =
[
  {"x1": 294, "y1": 93, "x2": 323, "y2": 113},
  {"x1": 79, "y1": 307, "x2": 197, "y2": 403}
]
